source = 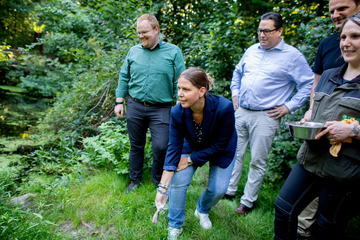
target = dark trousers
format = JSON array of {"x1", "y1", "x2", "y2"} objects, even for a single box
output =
[
  {"x1": 126, "y1": 97, "x2": 171, "y2": 184},
  {"x1": 274, "y1": 163, "x2": 360, "y2": 240}
]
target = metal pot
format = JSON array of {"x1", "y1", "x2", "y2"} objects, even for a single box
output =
[{"x1": 286, "y1": 121, "x2": 327, "y2": 140}]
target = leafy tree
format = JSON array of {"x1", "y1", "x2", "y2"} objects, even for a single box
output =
[
  {"x1": 0, "y1": 0, "x2": 42, "y2": 48},
  {"x1": 1, "y1": 0, "x2": 336, "y2": 184}
]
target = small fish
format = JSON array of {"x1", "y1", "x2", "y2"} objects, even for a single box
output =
[
  {"x1": 152, "y1": 192, "x2": 167, "y2": 223},
  {"x1": 152, "y1": 209, "x2": 160, "y2": 223}
]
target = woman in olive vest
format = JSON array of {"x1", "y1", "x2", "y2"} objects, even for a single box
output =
[{"x1": 274, "y1": 13, "x2": 360, "y2": 240}]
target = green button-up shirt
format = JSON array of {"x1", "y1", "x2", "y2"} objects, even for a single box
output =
[{"x1": 116, "y1": 39, "x2": 185, "y2": 104}]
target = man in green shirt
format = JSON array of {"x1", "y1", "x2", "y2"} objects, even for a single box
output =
[{"x1": 114, "y1": 13, "x2": 185, "y2": 193}]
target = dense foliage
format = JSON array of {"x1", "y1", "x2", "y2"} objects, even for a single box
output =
[
  {"x1": 81, "y1": 120, "x2": 153, "y2": 174},
  {"x1": 3, "y1": 0, "x2": 360, "y2": 237},
  {"x1": 1, "y1": 0, "x2": 334, "y2": 183},
  {"x1": 0, "y1": 0, "x2": 41, "y2": 48}
]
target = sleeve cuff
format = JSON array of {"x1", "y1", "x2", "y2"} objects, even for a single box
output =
[
  {"x1": 163, "y1": 166, "x2": 177, "y2": 171},
  {"x1": 285, "y1": 102, "x2": 297, "y2": 114},
  {"x1": 231, "y1": 90, "x2": 239, "y2": 98},
  {"x1": 115, "y1": 89, "x2": 127, "y2": 98}
]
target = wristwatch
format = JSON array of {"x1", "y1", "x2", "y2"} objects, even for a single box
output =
[
  {"x1": 187, "y1": 156, "x2": 192, "y2": 166},
  {"x1": 115, "y1": 101, "x2": 123, "y2": 105}
]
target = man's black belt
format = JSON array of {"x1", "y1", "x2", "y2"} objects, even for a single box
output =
[
  {"x1": 129, "y1": 95, "x2": 171, "y2": 107},
  {"x1": 241, "y1": 106, "x2": 274, "y2": 111}
]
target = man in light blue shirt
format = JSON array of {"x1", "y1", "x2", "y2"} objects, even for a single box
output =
[{"x1": 225, "y1": 12, "x2": 314, "y2": 216}]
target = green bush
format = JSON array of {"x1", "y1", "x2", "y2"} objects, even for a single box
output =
[
  {"x1": 17, "y1": 55, "x2": 74, "y2": 97},
  {"x1": 23, "y1": 134, "x2": 86, "y2": 178},
  {"x1": 296, "y1": 13, "x2": 335, "y2": 68},
  {"x1": 81, "y1": 120, "x2": 153, "y2": 174}
]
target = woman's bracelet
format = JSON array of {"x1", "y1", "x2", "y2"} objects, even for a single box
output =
[
  {"x1": 157, "y1": 188, "x2": 167, "y2": 195},
  {"x1": 158, "y1": 183, "x2": 168, "y2": 190}
]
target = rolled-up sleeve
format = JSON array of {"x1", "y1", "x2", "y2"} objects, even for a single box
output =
[{"x1": 163, "y1": 109, "x2": 184, "y2": 171}]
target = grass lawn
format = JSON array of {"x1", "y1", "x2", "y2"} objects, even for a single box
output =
[
  {"x1": 11, "y1": 149, "x2": 275, "y2": 239},
  {"x1": 4, "y1": 148, "x2": 360, "y2": 239}
]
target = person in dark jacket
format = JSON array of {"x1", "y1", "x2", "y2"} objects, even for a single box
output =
[
  {"x1": 274, "y1": 13, "x2": 360, "y2": 240},
  {"x1": 154, "y1": 67, "x2": 237, "y2": 240},
  {"x1": 297, "y1": 0, "x2": 360, "y2": 237}
]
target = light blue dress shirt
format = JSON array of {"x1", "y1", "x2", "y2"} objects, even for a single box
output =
[{"x1": 230, "y1": 38, "x2": 314, "y2": 113}]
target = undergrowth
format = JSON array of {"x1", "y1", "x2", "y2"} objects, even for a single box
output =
[
  {"x1": 2, "y1": 149, "x2": 360, "y2": 239},
  {"x1": 0, "y1": 169, "x2": 62, "y2": 240}
]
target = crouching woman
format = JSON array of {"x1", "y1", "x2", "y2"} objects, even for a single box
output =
[{"x1": 155, "y1": 67, "x2": 237, "y2": 239}]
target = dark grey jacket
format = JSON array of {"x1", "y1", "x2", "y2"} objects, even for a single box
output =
[{"x1": 297, "y1": 63, "x2": 360, "y2": 182}]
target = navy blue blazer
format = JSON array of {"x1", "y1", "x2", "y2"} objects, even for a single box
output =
[{"x1": 163, "y1": 93, "x2": 237, "y2": 171}]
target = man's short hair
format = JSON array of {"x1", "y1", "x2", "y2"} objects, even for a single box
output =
[
  {"x1": 261, "y1": 12, "x2": 283, "y2": 29},
  {"x1": 137, "y1": 14, "x2": 159, "y2": 29},
  {"x1": 353, "y1": 0, "x2": 360, "y2": 6}
]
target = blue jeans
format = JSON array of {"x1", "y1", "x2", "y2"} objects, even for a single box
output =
[
  {"x1": 168, "y1": 153, "x2": 236, "y2": 229},
  {"x1": 274, "y1": 163, "x2": 360, "y2": 240}
]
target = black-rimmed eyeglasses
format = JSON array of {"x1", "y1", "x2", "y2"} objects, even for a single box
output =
[
  {"x1": 257, "y1": 28, "x2": 278, "y2": 36},
  {"x1": 136, "y1": 27, "x2": 155, "y2": 35}
]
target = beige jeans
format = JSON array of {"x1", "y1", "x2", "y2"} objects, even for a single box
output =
[{"x1": 226, "y1": 107, "x2": 280, "y2": 208}]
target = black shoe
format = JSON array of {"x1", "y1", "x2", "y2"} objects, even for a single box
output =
[
  {"x1": 125, "y1": 181, "x2": 139, "y2": 194},
  {"x1": 223, "y1": 194, "x2": 235, "y2": 201}
]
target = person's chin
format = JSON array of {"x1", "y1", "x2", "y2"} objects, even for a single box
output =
[
  {"x1": 334, "y1": 20, "x2": 344, "y2": 30},
  {"x1": 260, "y1": 43, "x2": 268, "y2": 49},
  {"x1": 180, "y1": 102, "x2": 189, "y2": 108},
  {"x1": 140, "y1": 40, "x2": 148, "y2": 47},
  {"x1": 344, "y1": 56, "x2": 358, "y2": 64}
]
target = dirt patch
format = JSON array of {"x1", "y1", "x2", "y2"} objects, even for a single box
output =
[{"x1": 58, "y1": 220, "x2": 118, "y2": 239}]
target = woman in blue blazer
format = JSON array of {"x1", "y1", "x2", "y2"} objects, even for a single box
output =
[{"x1": 154, "y1": 67, "x2": 237, "y2": 240}]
